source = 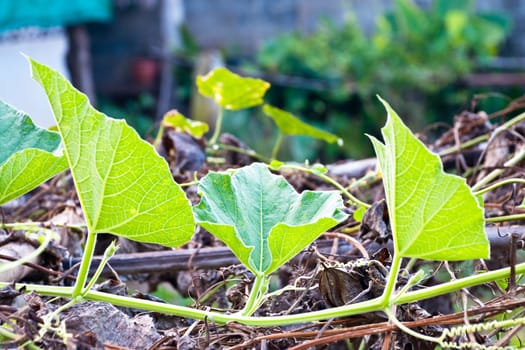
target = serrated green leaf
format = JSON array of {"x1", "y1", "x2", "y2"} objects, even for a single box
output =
[
  {"x1": 163, "y1": 110, "x2": 209, "y2": 138},
  {"x1": 29, "y1": 57, "x2": 194, "y2": 247},
  {"x1": 263, "y1": 104, "x2": 342, "y2": 145},
  {"x1": 196, "y1": 67, "x2": 270, "y2": 110},
  {"x1": 193, "y1": 163, "x2": 347, "y2": 275},
  {"x1": 0, "y1": 99, "x2": 61, "y2": 164},
  {"x1": 0, "y1": 100, "x2": 66, "y2": 205},
  {"x1": 0, "y1": 149, "x2": 67, "y2": 205},
  {"x1": 368, "y1": 97, "x2": 488, "y2": 261}
]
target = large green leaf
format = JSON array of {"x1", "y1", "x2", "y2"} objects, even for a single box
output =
[
  {"x1": 0, "y1": 149, "x2": 67, "y2": 205},
  {"x1": 0, "y1": 100, "x2": 67, "y2": 205},
  {"x1": 0, "y1": 99, "x2": 61, "y2": 164},
  {"x1": 263, "y1": 104, "x2": 342, "y2": 145},
  {"x1": 368, "y1": 97, "x2": 488, "y2": 260},
  {"x1": 193, "y1": 163, "x2": 347, "y2": 275},
  {"x1": 196, "y1": 67, "x2": 270, "y2": 110},
  {"x1": 29, "y1": 57, "x2": 194, "y2": 247}
]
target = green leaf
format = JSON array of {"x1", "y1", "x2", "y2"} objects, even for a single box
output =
[
  {"x1": 0, "y1": 100, "x2": 61, "y2": 164},
  {"x1": 0, "y1": 100, "x2": 67, "y2": 205},
  {"x1": 163, "y1": 110, "x2": 209, "y2": 138},
  {"x1": 368, "y1": 97, "x2": 488, "y2": 261},
  {"x1": 0, "y1": 149, "x2": 67, "y2": 205},
  {"x1": 194, "y1": 163, "x2": 347, "y2": 275},
  {"x1": 263, "y1": 104, "x2": 342, "y2": 145},
  {"x1": 29, "y1": 57, "x2": 195, "y2": 248},
  {"x1": 196, "y1": 67, "x2": 270, "y2": 110}
]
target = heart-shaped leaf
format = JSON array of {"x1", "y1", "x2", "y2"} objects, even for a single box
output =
[
  {"x1": 29, "y1": 57, "x2": 195, "y2": 247},
  {"x1": 193, "y1": 163, "x2": 347, "y2": 275},
  {"x1": 263, "y1": 104, "x2": 342, "y2": 145},
  {"x1": 368, "y1": 97, "x2": 488, "y2": 260},
  {"x1": 162, "y1": 110, "x2": 209, "y2": 138},
  {"x1": 0, "y1": 100, "x2": 67, "y2": 205},
  {"x1": 196, "y1": 68, "x2": 270, "y2": 110}
]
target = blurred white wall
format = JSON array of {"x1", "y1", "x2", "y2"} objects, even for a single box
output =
[{"x1": 0, "y1": 31, "x2": 68, "y2": 128}]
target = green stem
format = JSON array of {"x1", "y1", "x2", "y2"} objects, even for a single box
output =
[
  {"x1": 153, "y1": 123, "x2": 165, "y2": 148},
  {"x1": 241, "y1": 274, "x2": 267, "y2": 316},
  {"x1": 486, "y1": 214, "x2": 525, "y2": 223},
  {"x1": 0, "y1": 226, "x2": 55, "y2": 274},
  {"x1": 72, "y1": 231, "x2": 97, "y2": 297},
  {"x1": 0, "y1": 326, "x2": 41, "y2": 350},
  {"x1": 383, "y1": 307, "x2": 440, "y2": 344},
  {"x1": 437, "y1": 134, "x2": 489, "y2": 157},
  {"x1": 271, "y1": 133, "x2": 284, "y2": 160},
  {"x1": 208, "y1": 108, "x2": 224, "y2": 146},
  {"x1": 277, "y1": 164, "x2": 371, "y2": 208},
  {"x1": 81, "y1": 241, "x2": 118, "y2": 295},
  {"x1": 215, "y1": 143, "x2": 271, "y2": 163},
  {"x1": 473, "y1": 178, "x2": 525, "y2": 196},
  {"x1": 5, "y1": 261, "x2": 525, "y2": 327},
  {"x1": 381, "y1": 254, "x2": 402, "y2": 305},
  {"x1": 472, "y1": 140, "x2": 525, "y2": 192}
]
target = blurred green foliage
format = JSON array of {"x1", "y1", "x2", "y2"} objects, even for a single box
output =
[{"x1": 253, "y1": 0, "x2": 511, "y2": 160}]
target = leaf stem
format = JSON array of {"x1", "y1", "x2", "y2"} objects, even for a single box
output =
[
  {"x1": 277, "y1": 163, "x2": 371, "y2": 208},
  {"x1": 271, "y1": 133, "x2": 284, "y2": 160},
  {"x1": 381, "y1": 254, "x2": 402, "y2": 305},
  {"x1": 472, "y1": 146, "x2": 525, "y2": 192},
  {"x1": 437, "y1": 134, "x2": 489, "y2": 157},
  {"x1": 81, "y1": 241, "x2": 118, "y2": 295},
  {"x1": 215, "y1": 143, "x2": 271, "y2": 163},
  {"x1": 72, "y1": 231, "x2": 97, "y2": 297},
  {"x1": 208, "y1": 108, "x2": 224, "y2": 146},
  {"x1": 473, "y1": 178, "x2": 525, "y2": 196},
  {"x1": 485, "y1": 214, "x2": 525, "y2": 223},
  {"x1": 241, "y1": 274, "x2": 268, "y2": 316}
]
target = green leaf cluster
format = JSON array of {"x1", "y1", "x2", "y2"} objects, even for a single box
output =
[
  {"x1": 254, "y1": 0, "x2": 511, "y2": 159},
  {"x1": 196, "y1": 67, "x2": 344, "y2": 159}
]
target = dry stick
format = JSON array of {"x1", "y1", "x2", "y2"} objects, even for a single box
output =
[
  {"x1": 0, "y1": 254, "x2": 76, "y2": 281},
  {"x1": 66, "y1": 226, "x2": 522, "y2": 277},
  {"x1": 473, "y1": 154, "x2": 525, "y2": 192},
  {"x1": 322, "y1": 231, "x2": 369, "y2": 259},
  {"x1": 232, "y1": 296, "x2": 525, "y2": 350}
]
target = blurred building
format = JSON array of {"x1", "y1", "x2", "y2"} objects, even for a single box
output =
[{"x1": 1, "y1": 0, "x2": 524, "y2": 127}]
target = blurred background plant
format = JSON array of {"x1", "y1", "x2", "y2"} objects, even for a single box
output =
[
  {"x1": 244, "y1": 0, "x2": 512, "y2": 160},
  {"x1": 2, "y1": 0, "x2": 517, "y2": 163}
]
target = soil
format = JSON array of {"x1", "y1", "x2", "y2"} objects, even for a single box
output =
[{"x1": 1, "y1": 98, "x2": 525, "y2": 349}]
